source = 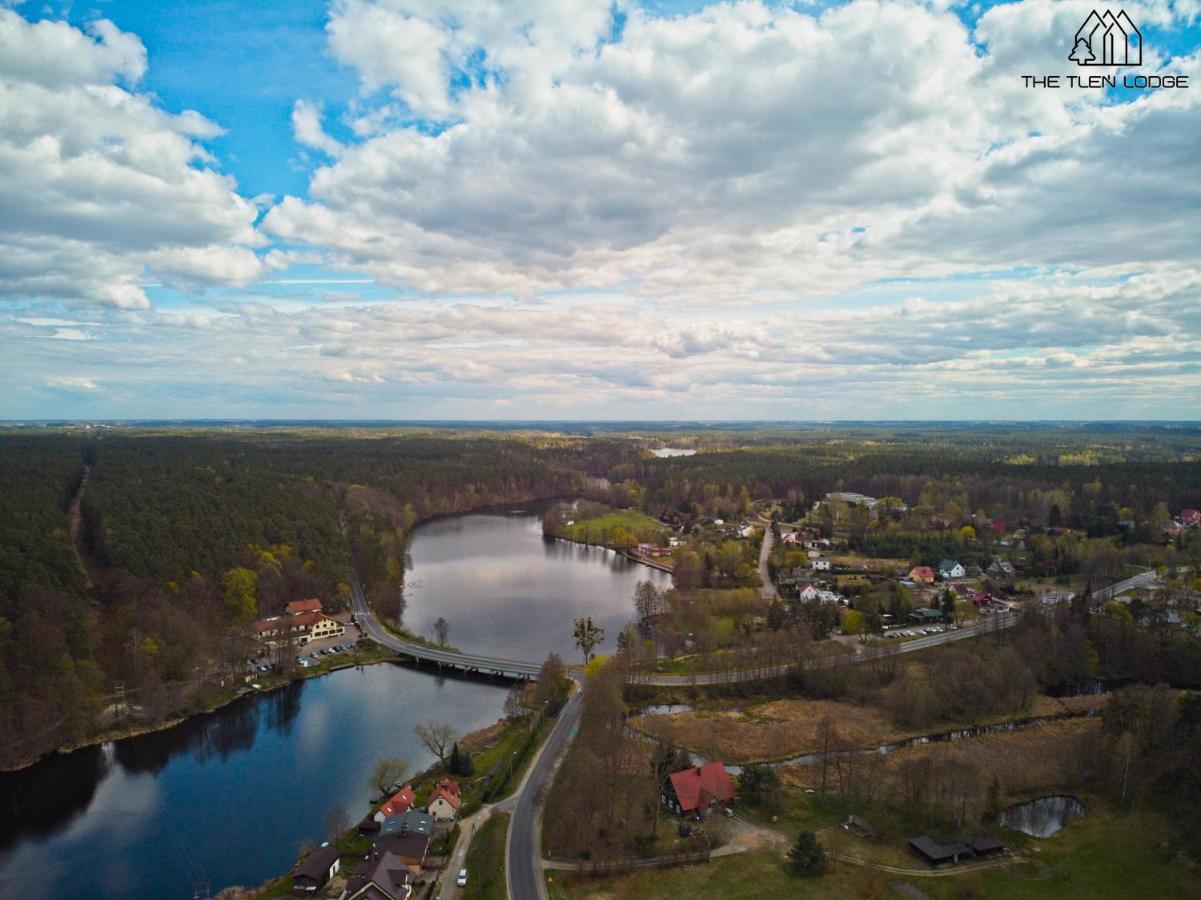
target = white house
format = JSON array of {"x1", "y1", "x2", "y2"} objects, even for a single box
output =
[
  {"x1": 797, "y1": 583, "x2": 819, "y2": 602},
  {"x1": 938, "y1": 559, "x2": 966, "y2": 580},
  {"x1": 427, "y1": 779, "x2": 461, "y2": 822},
  {"x1": 811, "y1": 559, "x2": 831, "y2": 572}
]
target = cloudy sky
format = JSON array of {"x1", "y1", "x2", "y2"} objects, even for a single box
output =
[{"x1": 1, "y1": 0, "x2": 1199, "y2": 420}]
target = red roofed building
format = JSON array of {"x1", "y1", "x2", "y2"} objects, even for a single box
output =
[
  {"x1": 286, "y1": 598, "x2": 323, "y2": 616},
  {"x1": 663, "y1": 763, "x2": 735, "y2": 817},
  {"x1": 373, "y1": 786, "x2": 416, "y2": 824},
  {"x1": 1181, "y1": 509, "x2": 1201, "y2": 528},
  {"x1": 909, "y1": 566, "x2": 935, "y2": 584},
  {"x1": 428, "y1": 779, "x2": 461, "y2": 821}
]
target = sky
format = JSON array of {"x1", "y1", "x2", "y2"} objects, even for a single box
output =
[{"x1": 1, "y1": 0, "x2": 1199, "y2": 421}]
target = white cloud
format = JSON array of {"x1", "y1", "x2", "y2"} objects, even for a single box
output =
[
  {"x1": 262, "y1": 0, "x2": 1201, "y2": 300},
  {"x1": 291, "y1": 99, "x2": 344, "y2": 158},
  {"x1": 46, "y1": 375, "x2": 99, "y2": 391},
  {"x1": 0, "y1": 10, "x2": 263, "y2": 309}
]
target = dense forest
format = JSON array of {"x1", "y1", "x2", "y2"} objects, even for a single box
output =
[
  {"x1": 1, "y1": 423, "x2": 1198, "y2": 771},
  {"x1": 0, "y1": 428, "x2": 635, "y2": 769}
]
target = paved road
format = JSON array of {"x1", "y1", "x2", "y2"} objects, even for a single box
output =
[
  {"x1": 349, "y1": 560, "x2": 1157, "y2": 900},
  {"x1": 506, "y1": 685, "x2": 583, "y2": 900}
]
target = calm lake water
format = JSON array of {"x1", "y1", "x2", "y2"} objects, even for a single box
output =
[
  {"x1": 0, "y1": 665, "x2": 508, "y2": 899},
  {"x1": 400, "y1": 501, "x2": 671, "y2": 662},
  {"x1": 0, "y1": 501, "x2": 667, "y2": 899}
]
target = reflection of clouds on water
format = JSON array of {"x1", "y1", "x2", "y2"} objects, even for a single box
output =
[
  {"x1": 1001, "y1": 796, "x2": 1084, "y2": 837},
  {"x1": 0, "y1": 768, "x2": 162, "y2": 898}
]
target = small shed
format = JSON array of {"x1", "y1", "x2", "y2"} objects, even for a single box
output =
[
  {"x1": 292, "y1": 845, "x2": 340, "y2": 896},
  {"x1": 968, "y1": 837, "x2": 1007, "y2": 857},
  {"x1": 842, "y1": 815, "x2": 875, "y2": 838}
]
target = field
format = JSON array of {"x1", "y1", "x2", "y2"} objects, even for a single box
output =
[{"x1": 629, "y1": 693, "x2": 1073, "y2": 764}]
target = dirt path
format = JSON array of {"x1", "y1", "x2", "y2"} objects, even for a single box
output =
[
  {"x1": 757, "y1": 525, "x2": 777, "y2": 600},
  {"x1": 67, "y1": 464, "x2": 93, "y2": 588}
]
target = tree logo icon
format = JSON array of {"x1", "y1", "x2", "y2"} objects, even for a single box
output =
[{"x1": 1071, "y1": 9, "x2": 1142, "y2": 66}]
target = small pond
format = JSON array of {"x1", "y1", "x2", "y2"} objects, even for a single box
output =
[{"x1": 1000, "y1": 795, "x2": 1085, "y2": 837}]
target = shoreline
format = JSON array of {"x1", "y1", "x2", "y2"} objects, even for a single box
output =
[
  {"x1": 546, "y1": 529, "x2": 676, "y2": 574},
  {"x1": 3, "y1": 493, "x2": 577, "y2": 775},
  {"x1": 1, "y1": 655, "x2": 390, "y2": 774}
]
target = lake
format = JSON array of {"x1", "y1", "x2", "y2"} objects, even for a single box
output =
[
  {"x1": 0, "y1": 665, "x2": 508, "y2": 899},
  {"x1": 400, "y1": 501, "x2": 671, "y2": 662},
  {"x1": 0, "y1": 501, "x2": 669, "y2": 899}
]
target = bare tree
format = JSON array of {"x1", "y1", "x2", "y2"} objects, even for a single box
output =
[
  {"x1": 504, "y1": 683, "x2": 527, "y2": 722},
  {"x1": 433, "y1": 616, "x2": 450, "y2": 645},
  {"x1": 414, "y1": 721, "x2": 458, "y2": 768},
  {"x1": 324, "y1": 805, "x2": 350, "y2": 839},
  {"x1": 370, "y1": 757, "x2": 408, "y2": 795}
]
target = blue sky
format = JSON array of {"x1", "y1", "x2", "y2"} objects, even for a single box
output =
[{"x1": 1, "y1": 0, "x2": 1199, "y2": 420}]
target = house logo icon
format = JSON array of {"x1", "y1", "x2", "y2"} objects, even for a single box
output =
[{"x1": 1070, "y1": 9, "x2": 1142, "y2": 66}]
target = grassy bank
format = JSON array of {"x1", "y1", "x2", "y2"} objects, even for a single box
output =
[{"x1": 463, "y1": 812, "x2": 510, "y2": 900}]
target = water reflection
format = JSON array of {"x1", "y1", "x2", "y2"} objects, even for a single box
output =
[
  {"x1": 0, "y1": 664, "x2": 508, "y2": 899},
  {"x1": 1000, "y1": 795, "x2": 1085, "y2": 837},
  {"x1": 403, "y1": 501, "x2": 670, "y2": 660}
]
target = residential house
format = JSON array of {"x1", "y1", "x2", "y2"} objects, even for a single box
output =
[
  {"x1": 375, "y1": 810, "x2": 434, "y2": 874},
  {"x1": 811, "y1": 558, "x2": 831, "y2": 572},
  {"x1": 816, "y1": 589, "x2": 845, "y2": 605},
  {"x1": 662, "y1": 763, "x2": 735, "y2": 817},
  {"x1": 938, "y1": 559, "x2": 966, "y2": 580},
  {"x1": 987, "y1": 559, "x2": 1015, "y2": 577},
  {"x1": 292, "y1": 845, "x2": 340, "y2": 896},
  {"x1": 427, "y1": 779, "x2": 461, "y2": 822},
  {"x1": 908, "y1": 566, "x2": 935, "y2": 585},
  {"x1": 796, "y1": 582, "x2": 820, "y2": 602},
  {"x1": 343, "y1": 849, "x2": 412, "y2": 900},
  {"x1": 1182, "y1": 509, "x2": 1201, "y2": 528},
  {"x1": 373, "y1": 786, "x2": 416, "y2": 824}
]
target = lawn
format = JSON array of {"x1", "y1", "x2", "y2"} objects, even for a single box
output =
[
  {"x1": 547, "y1": 805, "x2": 1201, "y2": 900},
  {"x1": 922, "y1": 804, "x2": 1201, "y2": 900},
  {"x1": 462, "y1": 812, "x2": 510, "y2": 900},
  {"x1": 562, "y1": 510, "x2": 667, "y2": 544}
]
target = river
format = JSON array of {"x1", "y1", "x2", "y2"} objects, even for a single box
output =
[{"x1": 0, "y1": 501, "x2": 668, "y2": 899}]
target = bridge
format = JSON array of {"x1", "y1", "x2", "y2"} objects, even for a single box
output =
[{"x1": 348, "y1": 579, "x2": 542, "y2": 679}]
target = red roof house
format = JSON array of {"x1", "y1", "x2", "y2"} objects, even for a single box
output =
[
  {"x1": 909, "y1": 566, "x2": 935, "y2": 584},
  {"x1": 428, "y1": 779, "x2": 461, "y2": 821},
  {"x1": 1181, "y1": 509, "x2": 1201, "y2": 528},
  {"x1": 286, "y1": 598, "x2": 323, "y2": 615},
  {"x1": 666, "y1": 763, "x2": 734, "y2": 815},
  {"x1": 374, "y1": 786, "x2": 416, "y2": 822}
]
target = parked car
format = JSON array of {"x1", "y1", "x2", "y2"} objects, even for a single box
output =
[{"x1": 456, "y1": 869, "x2": 468, "y2": 887}]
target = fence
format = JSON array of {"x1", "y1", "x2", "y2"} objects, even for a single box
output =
[{"x1": 574, "y1": 848, "x2": 710, "y2": 876}]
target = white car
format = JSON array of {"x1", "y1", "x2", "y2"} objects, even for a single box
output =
[{"x1": 456, "y1": 868, "x2": 468, "y2": 887}]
